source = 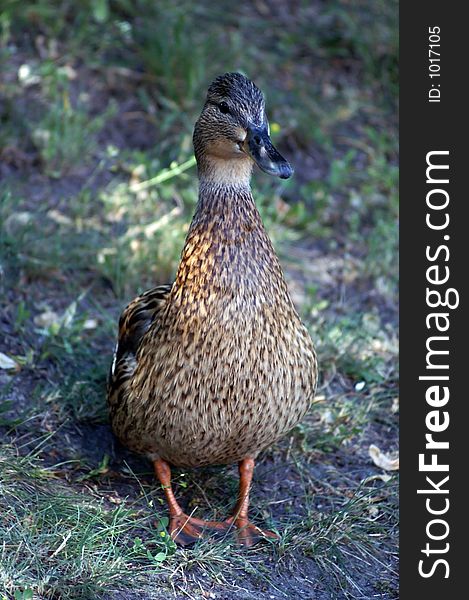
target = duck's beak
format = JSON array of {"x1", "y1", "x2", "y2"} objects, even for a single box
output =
[{"x1": 243, "y1": 125, "x2": 293, "y2": 179}]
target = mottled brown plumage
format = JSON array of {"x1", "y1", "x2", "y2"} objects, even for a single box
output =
[{"x1": 108, "y1": 73, "x2": 317, "y2": 546}]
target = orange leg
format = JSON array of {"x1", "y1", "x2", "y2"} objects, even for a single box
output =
[
  {"x1": 225, "y1": 458, "x2": 278, "y2": 547},
  {"x1": 153, "y1": 458, "x2": 224, "y2": 545},
  {"x1": 153, "y1": 457, "x2": 278, "y2": 547}
]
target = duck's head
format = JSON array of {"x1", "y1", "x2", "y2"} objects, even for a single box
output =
[{"x1": 194, "y1": 72, "x2": 293, "y2": 184}]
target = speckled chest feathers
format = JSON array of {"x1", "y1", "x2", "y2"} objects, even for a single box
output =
[{"x1": 109, "y1": 181, "x2": 317, "y2": 468}]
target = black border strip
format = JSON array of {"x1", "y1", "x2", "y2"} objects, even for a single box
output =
[{"x1": 400, "y1": 3, "x2": 465, "y2": 596}]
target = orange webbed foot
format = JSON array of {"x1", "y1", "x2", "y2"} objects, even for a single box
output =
[
  {"x1": 170, "y1": 513, "x2": 204, "y2": 546},
  {"x1": 170, "y1": 513, "x2": 228, "y2": 546},
  {"x1": 225, "y1": 516, "x2": 279, "y2": 547}
]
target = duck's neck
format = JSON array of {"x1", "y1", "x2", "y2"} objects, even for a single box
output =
[
  {"x1": 173, "y1": 177, "x2": 280, "y2": 295},
  {"x1": 196, "y1": 155, "x2": 253, "y2": 188},
  {"x1": 190, "y1": 178, "x2": 266, "y2": 243}
]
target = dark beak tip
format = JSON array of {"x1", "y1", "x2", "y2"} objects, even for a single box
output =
[{"x1": 279, "y1": 163, "x2": 294, "y2": 179}]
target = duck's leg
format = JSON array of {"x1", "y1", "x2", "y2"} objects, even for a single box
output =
[
  {"x1": 153, "y1": 458, "x2": 224, "y2": 545},
  {"x1": 225, "y1": 457, "x2": 278, "y2": 547}
]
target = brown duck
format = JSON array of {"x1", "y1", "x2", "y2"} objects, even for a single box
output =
[{"x1": 108, "y1": 72, "x2": 317, "y2": 546}]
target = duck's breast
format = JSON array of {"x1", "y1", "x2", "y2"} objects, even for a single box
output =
[{"x1": 124, "y1": 281, "x2": 316, "y2": 466}]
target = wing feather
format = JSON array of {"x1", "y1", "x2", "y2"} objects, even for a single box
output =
[{"x1": 107, "y1": 284, "x2": 172, "y2": 409}]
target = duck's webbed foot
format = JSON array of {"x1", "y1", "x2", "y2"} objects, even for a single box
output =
[
  {"x1": 225, "y1": 515, "x2": 278, "y2": 547},
  {"x1": 169, "y1": 513, "x2": 211, "y2": 546}
]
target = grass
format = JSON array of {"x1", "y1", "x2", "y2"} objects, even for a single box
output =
[
  {"x1": 1, "y1": 0, "x2": 398, "y2": 598},
  {"x1": 0, "y1": 444, "x2": 176, "y2": 598},
  {"x1": 0, "y1": 442, "x2": 398, "y2": 599}
]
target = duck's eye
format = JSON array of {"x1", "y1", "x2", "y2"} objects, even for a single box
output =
[{"x1": 218, "y1": 101, "x2": 230, "y2": 114}]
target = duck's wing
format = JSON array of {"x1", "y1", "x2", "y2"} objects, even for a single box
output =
[{"x1": 107, "y1": 284, "x2": 172, "y2": 408}]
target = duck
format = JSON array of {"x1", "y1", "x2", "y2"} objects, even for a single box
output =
[{"x1": 107, "y1": 72, "x2": 318, "y2": 546}]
